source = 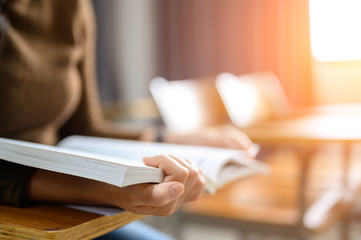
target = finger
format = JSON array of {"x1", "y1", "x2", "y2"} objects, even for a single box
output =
[
  {"x1": 167, "y1": 155, "x2": 200, "y2": 189},
  {"x1": 171, "y1": 155, "x2": 199, "y2": 169},
  {"x1": 143, "y1": 155, "x2": 189, "y2": 183},
  {"x1": 168, "y1": 155, "x2": 199, "y2": 176},
  {"x1": 225, "y1": 127, "x2": 254, "y2": 149},
  {"x1": 136, "y1": 181, "x2": 184, "y2": 207},
  {"x1": 172, "y1": 156, "x2": 203, "y2": 191},
  {"x1": 167, "y1": 155, "x2": 205, "y2": 202},
  {"x1": 182, "y1": 173, "x2": 206, "y2": 202},
  {"x1": 221, "y1": 132, "x2": 252, "y2": 150}
]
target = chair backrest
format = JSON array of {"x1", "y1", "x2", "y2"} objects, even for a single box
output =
[
  {"x1": 150, "y1": 75, "x2": 229, "y2": 133},
  {"x1": 215, "y1": 72, "x2": 291, "y2": 128}
]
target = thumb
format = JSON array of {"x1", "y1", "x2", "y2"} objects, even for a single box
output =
[{"x1": 150, "y1": 182, "x2": 184, "y2": 207}]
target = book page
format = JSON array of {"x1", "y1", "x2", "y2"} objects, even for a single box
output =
[{"x1": 58, "y1": 136, "x2": 269, "y2": 192}]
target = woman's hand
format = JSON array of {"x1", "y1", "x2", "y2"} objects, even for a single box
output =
[{"x1": 107, "y1": 155, "x2": 205, "y2": 216}]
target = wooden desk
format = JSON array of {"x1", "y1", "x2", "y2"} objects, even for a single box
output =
[
  {"x1": 245, "y1": 108, "x2": 361, "y2": 233},
  {"x1": 243, "y1": 106, "x2": 361, "y2": 143},
  {"x1": 182, "y1": 107, "x2": 361, "y2": 240},
  {"x1": 0, "y1": 204, "x2": 144, "y2": 240}
]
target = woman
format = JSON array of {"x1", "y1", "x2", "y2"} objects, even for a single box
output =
[{"x1": 0, "y1": 0, "x2": 251, "y2": 238}]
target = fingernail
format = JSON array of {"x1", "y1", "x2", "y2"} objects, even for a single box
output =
[{"x1": 170, "y1": 183, "x2": 184, "y2": 198}]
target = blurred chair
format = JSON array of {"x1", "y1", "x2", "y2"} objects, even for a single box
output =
[
  {"x1": 150, "y1": 74, "x2": 229, "y2": 133},
  {"x1": 215, "y1": 71, "x2": 292, "y2": 128},
  {"x1": 150, "y1": 71, "x2": 295, "y2": 132}
]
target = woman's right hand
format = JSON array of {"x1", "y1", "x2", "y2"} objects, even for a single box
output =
[{"x1": 106, "y1": 155, "x2": 205, "y2": 216}]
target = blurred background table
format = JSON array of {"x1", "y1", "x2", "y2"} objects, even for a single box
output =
[{"x1": 181, "y1": 105, "x2": 361, "y2": 240}]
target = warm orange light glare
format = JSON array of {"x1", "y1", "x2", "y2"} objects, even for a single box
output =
[{"x1": 309, "y1": 0, "x2": 361, "y2": 62}]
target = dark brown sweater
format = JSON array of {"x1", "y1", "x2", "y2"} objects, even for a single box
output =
[{"x1": 0, "y1": 0, "x2": 140, "y2": 206}]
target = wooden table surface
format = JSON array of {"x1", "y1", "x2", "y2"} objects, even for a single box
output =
[
  {"x1": 243, "y1": 105, "x2": 361, "y2": 143},
  {"x1": 0, "y1": 204, "x2": 144, "y2": 240}
]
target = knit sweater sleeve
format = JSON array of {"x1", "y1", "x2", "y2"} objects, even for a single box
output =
[{"x1": 0, "y1": 161, "x2": 36, "y2": 206}]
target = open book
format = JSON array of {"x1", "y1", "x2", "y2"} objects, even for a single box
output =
[{"x1": 0, "y1": 136, "x2": 269, "y2": 193}]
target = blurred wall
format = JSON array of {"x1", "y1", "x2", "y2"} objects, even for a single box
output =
[
  {"x1": 313, "y1": 60, "x2": 361, "y2": 105},
  {"x1": 92, "y1": 0, "x2": 161, "y2": 103},
  {"x1": 157, "y1": 0, "x2": 312, "y2": 106},
  {"x1": 93, "y1": 0, "x2": 312, "y2": 107}
]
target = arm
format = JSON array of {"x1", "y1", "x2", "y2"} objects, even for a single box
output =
[
  {"x1": 26, "y1": 155, "x2": 205, "y2": 216},
  {"x1": 143, "y1": 125, "x2": 254, "y2": 151}
]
